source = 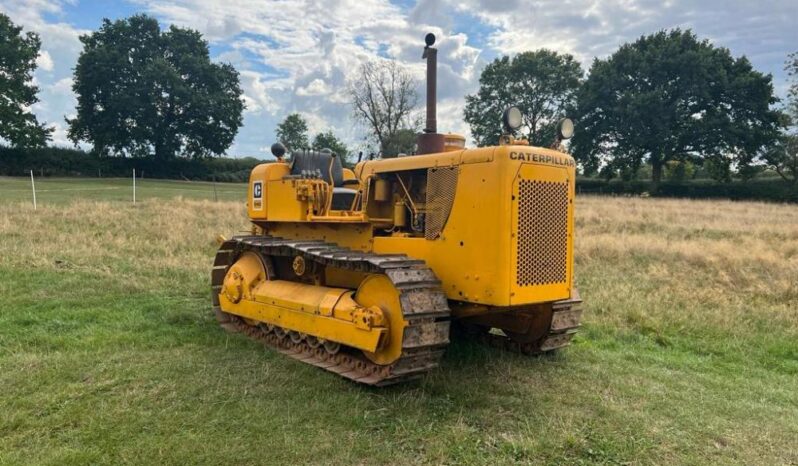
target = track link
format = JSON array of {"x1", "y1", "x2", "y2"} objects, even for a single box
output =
[{"x1": 211, "y1": 235, "x2": 451, "y2": 386}]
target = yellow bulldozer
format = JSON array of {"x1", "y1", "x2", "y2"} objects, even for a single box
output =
[{"x1": 211, "y1": 33, "x2": 582, "y2": 385}]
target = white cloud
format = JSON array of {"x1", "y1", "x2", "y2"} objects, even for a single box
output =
[
  {"x1": 36, "y1": 50, "x2": 54, "y2": 71},
  {"x1": 448, "y1": 0, "x2": 798, "y2": 76},
  {"x1": 51, "y1": 77, "x2": 73, "y2": 93},
  {"x1": 296, "y1": 79, "x2": 332, "y2": 97},
  {"x1": 2, "y1": 0, "x2": 796, "y2": 155},
  {"x1": 49, "y1": 121, "x2": 72, "y2": 146},
  {"x1": 238, "y1": 70, "x2": 284, "y2": 115},
  {"x1": 135, "y1": 0, "x2": 483, "y2": 150}
]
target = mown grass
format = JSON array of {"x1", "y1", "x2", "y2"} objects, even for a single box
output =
[
  {"x1": 0, "y1": 176, "x2": 246, "y2": 204},
  {"x1": 1, "y1": 180, "x2": 796, "y2": 465}
]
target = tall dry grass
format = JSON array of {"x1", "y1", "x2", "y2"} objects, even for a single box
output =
[
  {"x1": 0, "y1": 198, "x2": 249, "y2": 292},
  {"x1": 2, "y1": 195, "x2": 795, "y2": 339},
  {"x1": 576, "y1": 195, "x2": 798, "y2": 340}
]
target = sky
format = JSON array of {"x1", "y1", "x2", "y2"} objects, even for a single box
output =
[{"x1": 2, "y1": 0, "x2": 797, "y2": 159}]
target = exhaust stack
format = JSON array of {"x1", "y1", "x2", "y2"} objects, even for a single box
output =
[
  {"x1": 417, "y1": 33, "x2": 445, "y2": 154},
  {"x1": 424, "y1": 33, "x2": 437, "y2": 134}
]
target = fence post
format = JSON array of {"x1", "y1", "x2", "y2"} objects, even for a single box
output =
[
  {"x1": 133, "y1": 168, "x2": 136, "y2": 204},
  {"x1": 213, "y1": 174, "x2": 218, "y2": 202},
  {"x1": 30, "y1": 170, "x2": 37, "y2": 210}
]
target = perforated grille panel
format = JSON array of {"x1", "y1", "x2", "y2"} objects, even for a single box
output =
[
  {"x1": 516, "y1": 180, "x2": 568, "y2": 286},
  {"x1": 425, "y1": 167, "x2": 458, "y2": 240}
]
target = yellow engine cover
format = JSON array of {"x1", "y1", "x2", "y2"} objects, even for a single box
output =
[{"x1": 365, "y1": 145, "x2": 575, "y2": 307}]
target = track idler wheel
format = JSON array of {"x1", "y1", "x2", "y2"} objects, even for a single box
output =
[{"x1": 354, "y1": 274, "x2": 406, "y2": 365}]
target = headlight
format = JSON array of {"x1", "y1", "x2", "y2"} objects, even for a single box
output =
[
  {"x1": 502, "y1": 106, "x2": 523, "y2": 132},
  {"x1": 558, "y1": 118, "x2": 574, "y2": 140}
]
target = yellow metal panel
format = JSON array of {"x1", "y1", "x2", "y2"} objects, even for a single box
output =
[
  {"x1": 461, "y1": 146, "x2": 494, "y2": 164},
  {"x1": 267, "y1": 222, "x2": 373, "y2": 252},
  {"x1": 509, "y1": 161, "x2": 574, "y2": 305},
  {"x1": 248, "y1": 162, "x2": 289, "y2": 220},
  {"x1": 252, "y1": 280, "x2": 348, "y2": 313},
  {"x1": 218, "y1": 279, "x2": 386, "y2": 352},
  {"x1": 357, "y1": 151, "x2": 462, "y2": 175},
  {"x1": 266, "y1": 180, "x2": 308, "y2": 221},
  {"x1": 219, "y1": 295, "x2": 385, "y2": 352},
  {"x1": 354, "y1": 147, "x2": 495, "y2": 179},
  {"x1": 374, "y1": 156, "x2": 512, "y2": 306}
]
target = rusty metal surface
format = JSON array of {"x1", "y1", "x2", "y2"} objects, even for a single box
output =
[
  {"x1": 424, "y1": 45, "x2": 437, "y2": 134},
  {"x1": 211, "y1": 235, "x2": 451, "y2": 386},
  {"x1": 417, "y1": 133, "x2": 446, "y2": 155},
  {"x1": 458, "y1": 294, "x2": 583, "y2": 355}
]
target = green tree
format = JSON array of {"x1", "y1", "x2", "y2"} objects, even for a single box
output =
[
  {"x1": 703, "y1": 157, "x2": 732, "y2": 183},
  {"x1": 68, "y1": 15, "x2": 244, "y2": 159},
  {"x1": 382, "y1": 129, "x2": 416, "y2": 156},
  {"x1": 464, "y1": 50, "x2": 582, "y2": 147},
  {"x1": 276, "y1": 113, "x2": 309, "y2": 152},
  {"x1": 312, "y1": 130, "x2": 349, "y2": 164},
  {"x1": 664, "y1": 160, "x2": 695, "y2": 182},
  {"x1": 764, "y1": 134, "x2": 798, "y2": 185},
  {"x1": 762, "y1": 53, "x2": 798, "y2": 185},
  {"x1": 0, "y1": 13, "x2": 52, "y2": 147},
  {"x1": 572, "y1": 29, "x2": 782, "y2": 192}
]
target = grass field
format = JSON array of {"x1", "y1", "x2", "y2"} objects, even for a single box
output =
[
  {"x1": 0, "y1": 176, "x2": 246, "y2": 204},
  {"x1": 1, "y1": 178, "x2": 797, "y2": 465}
]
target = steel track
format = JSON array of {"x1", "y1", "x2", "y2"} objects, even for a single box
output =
[{"x1": 211, "y1": 235, "x2": 451, "y2": 386}]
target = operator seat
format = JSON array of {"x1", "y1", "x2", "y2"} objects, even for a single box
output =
[{"x1": 290, "y1": 149, "x2": 357, "y2": 210}]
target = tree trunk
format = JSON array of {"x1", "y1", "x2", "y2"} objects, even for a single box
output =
[{"x1": 651, "y1": 161, "x2": 663, "y2": 195}]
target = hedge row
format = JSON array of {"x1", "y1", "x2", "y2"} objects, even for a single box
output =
[
  {"x1": 0, "y1": 146, "x2": 264, "y2": 182},
  {"x1": 2, "y1": 146, "x2": 796, "y2": 202},
  {"x1": 576, "y1": 177, "x2": 798, "y2": 203}
]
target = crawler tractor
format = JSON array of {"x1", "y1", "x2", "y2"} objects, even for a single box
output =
[{"x1": 211, "y1": 34, "x2": 582, "y2": 385}]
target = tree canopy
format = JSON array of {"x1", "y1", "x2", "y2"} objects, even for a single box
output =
[
  {"x1": 787, "y1": 52, "x2": 798, "y2": 122},
  {"x1": 67, "y1": 15, "x2": 244, "y2": 159},
  {"x1": 765, "y1": 134, "x2": 798, "y2": 184},
  {"x1": 464, "y1": 50, "x2": 582, "y2": 147},
  {"x1": 0, "y1": 13, "x2": 52, "y2": 147},
  {"x1": 275, "y1": 114, "x2": 350, "y2": 164},
  {"x1": 312, "y1": 130, "x2": 349, "y2": 164},
  {"x1": 382, "y1": 129, "x2": 416, "y2": 156},
  {"x1": 276, "y1": 113, "x2": 310, "y2": 152},
  {"x1": 349, "y1": 61, "x2": 418, "y2": 157},
  {"x1": 571, "y1": 29, "x2": 782, "y2": 190},
  {"x1": 762, "y1": 52, "x2": 798, "y2": 185}
]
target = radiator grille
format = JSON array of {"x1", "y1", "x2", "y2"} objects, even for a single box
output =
[
  {"x1": 425, "y1": 167, "x2": 458, "y2": 240},
  {"x1": 516, "y1": 180, "x2": 568, "y2": 286}
]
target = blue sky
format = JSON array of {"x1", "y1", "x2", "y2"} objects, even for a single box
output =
[{"x1": 3, "y1": 0, "x2": 797, "y2": 158}]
